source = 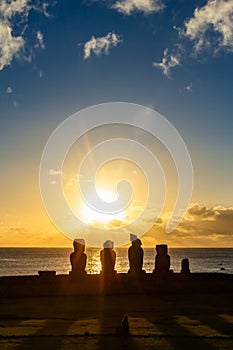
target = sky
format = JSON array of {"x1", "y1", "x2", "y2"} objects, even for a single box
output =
[{"x1": 0, "y1": 0, "x2": 233, "y2": 247}]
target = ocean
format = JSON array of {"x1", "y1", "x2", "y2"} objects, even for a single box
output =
[{"x1": 0, "y1": 248, "x2": 232, "y2": 276}]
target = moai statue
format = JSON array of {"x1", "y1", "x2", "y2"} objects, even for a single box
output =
[
  {"x1": 100, "y1": 240, "x2": 116, "y2": 277},
  {"x1": 181, "y1": 258, "x2": 190, "y2": 274},
  {"x1": 128, "y1": 233, "x2": 144, "y2": 274},
  {"x1": 154, "y1": 244, "x2": 171, "y2": 275},
  {"x1": 70, "y1": 239, "x2": 87, "y2": 276}
]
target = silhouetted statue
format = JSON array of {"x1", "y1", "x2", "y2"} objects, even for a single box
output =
[
  {"x1": 128, "y1": 234, "x2": 144, "y2": 274},
  {"x1": 154, "y1": 244, "x2": 171, "y2": 275},
  {"x1": 181, "y1": 258, "x2": 190, "y2": 274},
  {"x1": 100, "y1": 240, "x2": 116, "y2": 277},
  {"x1": 116, "y1": 314, "x2": 129, "y2": 336},
  {"x1": 121, "y1": 314, "x2": 129, "y2": 337},
  {"x1": 70, "y1": 239, "x2": 87, "y2": 276}
]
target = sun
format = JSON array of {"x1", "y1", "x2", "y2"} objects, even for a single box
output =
[
  {"x1": 96, "y1": 188, "x2": 118, "y2": 203},
  {"x1": 80, "y1": 188, "x2": 127, "y2": 226}
]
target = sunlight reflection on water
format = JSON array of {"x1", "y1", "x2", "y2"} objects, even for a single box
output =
[{"x1": 0, "y1": 248, "x2": 233, "y2": 276}]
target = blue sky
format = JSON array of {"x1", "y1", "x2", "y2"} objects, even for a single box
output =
[{"x1": 1, "y1": 0, "x2": 233, "y2": 247}]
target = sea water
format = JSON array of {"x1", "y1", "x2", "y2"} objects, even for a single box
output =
[{"x1": 0, "y1": 248, "x2": 232, "y2": 276}]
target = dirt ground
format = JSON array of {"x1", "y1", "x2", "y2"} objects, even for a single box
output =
[{"x1": 0, "y1": 293, "x2": 232, "y2": 349}]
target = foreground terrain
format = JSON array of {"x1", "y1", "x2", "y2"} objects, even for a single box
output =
[{"x1": 0, "y1": 293, "x2": 232, "y2": 349}]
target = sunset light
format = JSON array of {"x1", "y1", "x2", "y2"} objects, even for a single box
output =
[
  {"x1": 1, "y1": 2, "x2": 233, "y2": 348},
  {"x1": 80, "y1": 188, "x2": 126, "y2": 226},
  {"x1": 81, "y1": 204, "x2": 127, "y2": 226},
  {"x1": 1, "y1": 0, "x2": 233, "y2": 250},
  {"x1": 96, "y1": 188, "x2": 118, "y2": 203}
]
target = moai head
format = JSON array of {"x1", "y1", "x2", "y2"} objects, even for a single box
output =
[
  {"x1": 181, "y1": 258, "x2": 190, "y2": 273},
  {"x1": 130, "y1": 233, "x2": 138, "y2": 242},
  {"x1": 103, "y1": 240, "x2": 114, "y2": 249},
  {"x1": 132, "y1": 238, "x2": 142, "y2": 248},
  {"x1": 73, "y1": 238, "x2": 85, "y2": 253},
  {"x1": 156, "y1": 244, "x2": 168, "y2": 255}
]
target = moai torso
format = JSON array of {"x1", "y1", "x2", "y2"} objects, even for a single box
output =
[
  {"x1": 70, "y1": 240, "x2": 87, "y2": 275},
  {"x1": 181, "y1": 258, "x2": 190, "y2": 274},
  {"x1": 154, "y1": 244, "x2": 170, "y2": 274},
  {"x1": 128, "y1": 239, "x2": 143, "y2": 273},
  {"x1": 100, "y1": 248, "x2": 116, "y2": 274}
]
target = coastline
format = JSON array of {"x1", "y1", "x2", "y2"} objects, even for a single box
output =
[{"x1": 1, "y1": 247, "x2": 233, "y2": 276}]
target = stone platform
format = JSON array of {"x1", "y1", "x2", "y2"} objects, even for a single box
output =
[{"x1": 0, "y1": 272, "x2": 233, "y2": 297}]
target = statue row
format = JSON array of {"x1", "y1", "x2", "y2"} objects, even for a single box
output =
[{"x1": 70, "y1": 236, "x2": 190, "y2": 276}]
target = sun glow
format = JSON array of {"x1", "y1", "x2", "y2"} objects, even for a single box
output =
[
  {"x1": 96, "y1": 188, "x2": 118, "y2": 203},
  {"x1": 80, "y1": 188, "x2": 127, "y2": 226}
]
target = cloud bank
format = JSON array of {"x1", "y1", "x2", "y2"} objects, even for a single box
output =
[{"x1": 145, "y1": 203, "x2": 233, "y2": 247}]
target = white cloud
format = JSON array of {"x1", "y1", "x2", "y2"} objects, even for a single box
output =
[
  {"x1": 112, "y1": 0, "x2": 164, "y2": 15},
  {"x1": 48, "y1": 169, "x2": 62, "y2": 176},
  {"x1": 35, "y1": 31, "x2": 45, "y2": 49},
  {"x1": 153, "y1": 48, "x2": 181, "y2": 78},
  {"x1": 50, "y1": 180, "x2": 57, "y2": 185},
  {"x1": 83, "y1": 32, "x2": 122, "y2": 60},
  {"x1": 0, "y1": 0, "x2": 50, "y2": 71},
  {"x1": 184, "y1": 0, "x2": 233, "y2": 52},
  {"x1": 186, "y1": 82, "x2": 192, "y2": 92},
  {"x1": 6, "y1": 86, "x2": 13, "y2": 94},
  {"x1": 66, "y1": 177, "x2": 77, "y2": 187},
  {"x1": 154, "y1": 1, "x2": 233, "y2": 78},
  {"x1": 13, "y1": 99, "x2": 18, "y2": 108},
  {"x1": 41, "y1": 2, "x2": 51, "y2": 18},
  {"x1": 0, "y1": 0, "x2": 31, "y2": 19},
  {"x1": 0, "y1": 22, "x2": 24, "y2": 71}
]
